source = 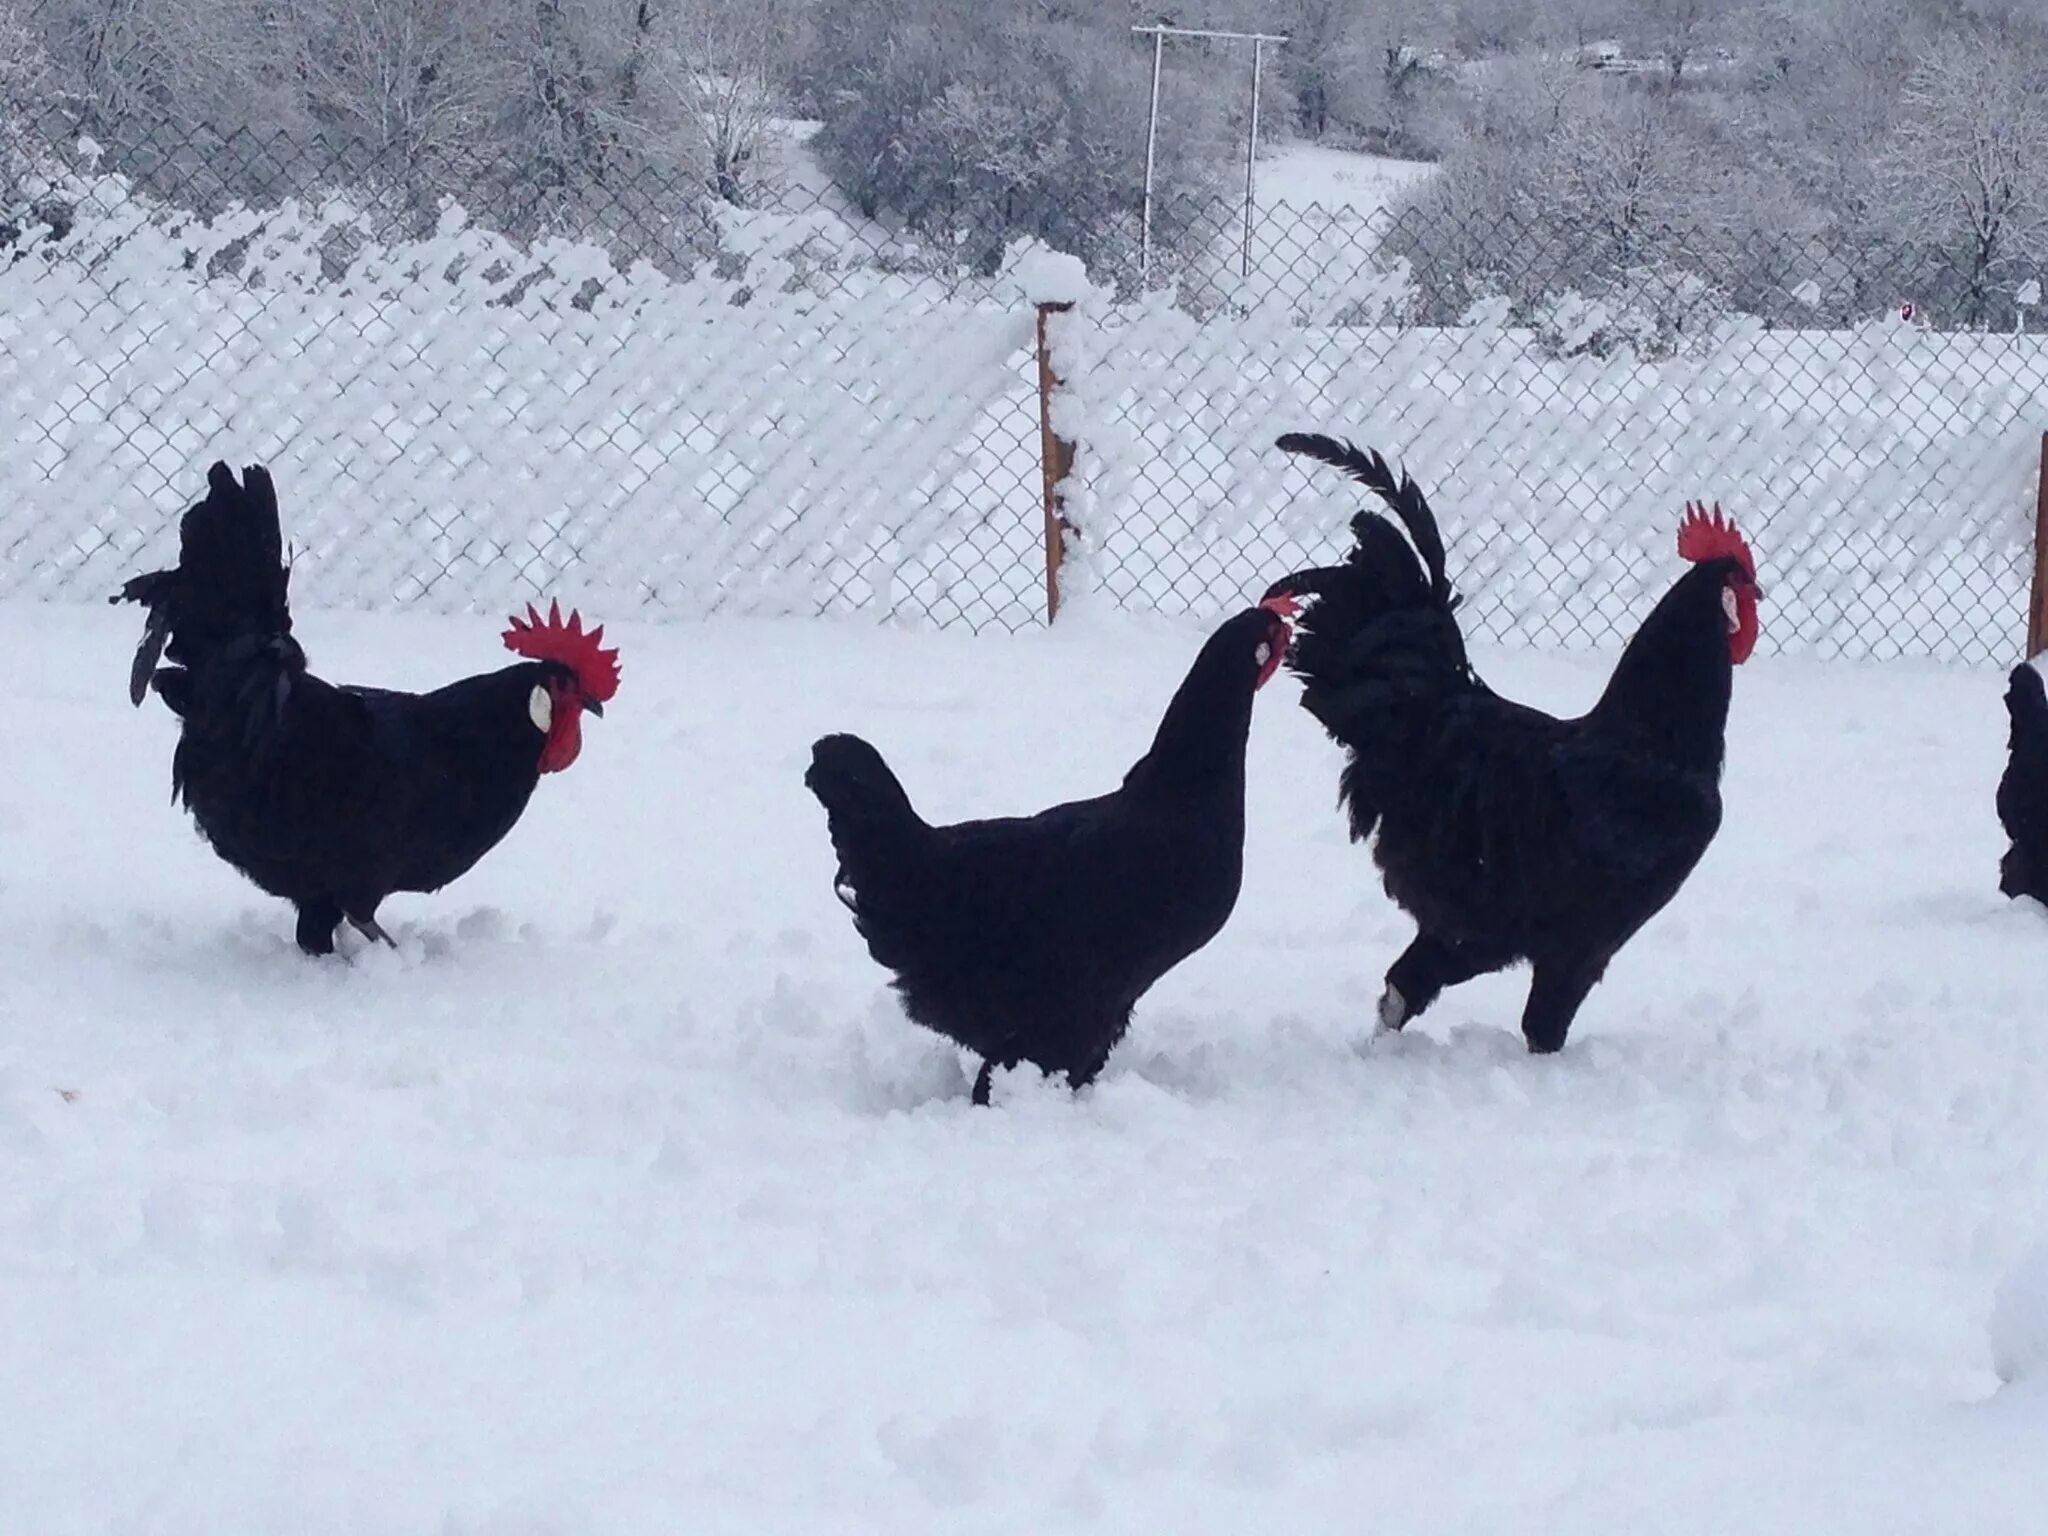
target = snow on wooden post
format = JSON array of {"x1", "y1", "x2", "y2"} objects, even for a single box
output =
[
  {"x1": 2031, "y1": 432, "x2": 2048, "y2": 658},
  {"x1": 1034, "y1": 300, "x2": 1075, "y2": 624}
]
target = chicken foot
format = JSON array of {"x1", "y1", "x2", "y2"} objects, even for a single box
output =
[
  {"x1": 1377, "y1": 932, "x2": 1510, "y2": 1035},
  {"x1": 348, "y1": 913, "x2": 399, "y2": 949}
]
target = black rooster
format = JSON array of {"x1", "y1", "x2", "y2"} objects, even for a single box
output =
[
  {"x1": 116, "y1": 461, "x2": 621, "y2": 953},
  {"x1": 1265, "y1": 434, "x2": 1758, "y2": 1053},
  {"x1": 805, "y1": 601, "x2": 1296, "y2": 1103},
  {"x1": 1998, "y1": 662, "x2": 2048, "y2": 904}
]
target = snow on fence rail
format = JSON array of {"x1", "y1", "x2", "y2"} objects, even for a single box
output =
[
  {"x1": 3, "y1": 169, "x2": 2045, "y2": 662},
  {"x1": 1052, "y1": 293, "x2": 2046, "y2": 662},
  {"x1": 0, "y1": 177, "x2": 1047, "y2": 630}
]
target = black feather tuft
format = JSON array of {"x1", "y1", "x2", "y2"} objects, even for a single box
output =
[{"x1": 1277, "y1": 432, "x2": 1454, "y2": 608}]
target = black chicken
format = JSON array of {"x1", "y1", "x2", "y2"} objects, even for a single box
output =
[
  {"x1": 1998, "y1": 662, "x2": 2048, "y2": 904},
  {"x1": 116, "y1": 461, "x2": 621, "y2": 953},
  {"x1": 1264, "y1": 434, "x2": 1759, "y2": 1053},
  {"x1": 805, "y1": 600, "x2": 1296, "y2": 1103}
]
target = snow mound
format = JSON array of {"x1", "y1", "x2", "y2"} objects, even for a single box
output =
[
  {"x1": 1011, "y1": 243, "x2": 1093, "y2": 307},
  {"x1": 1992, "y1": 1242, "x2": 2048, "y2": 1383}
]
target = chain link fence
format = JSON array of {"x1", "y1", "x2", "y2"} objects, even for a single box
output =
[{"x1": 3, "y1": 125, "x2": 2043, "y2": 662}]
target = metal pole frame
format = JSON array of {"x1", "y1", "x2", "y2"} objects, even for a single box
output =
[
  {"x1": 1132, "y1": 25, "x2": 1289, "y2": 289},
  {"x1": 1141, "y1": 30, "x2": 1164, "y2": 284},
  {"x1": 1244, "y1": 38, "x2": 1265, "y2": 281}
]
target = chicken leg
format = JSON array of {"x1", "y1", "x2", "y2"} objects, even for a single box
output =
[
  {"x1": 1520, "y1": 955, "x2": 1607, "y2": 1055},
  {"x1": 1378, "y1": 932, "x2": 1510, "y2": 1034},
  {"x1": 294, "y1": 899, "x2": 342, "y2": 956}
]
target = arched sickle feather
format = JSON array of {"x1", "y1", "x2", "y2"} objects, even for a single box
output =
[{"x1": 1276, "y1": 433, "x2": 1454, "y2": 608}]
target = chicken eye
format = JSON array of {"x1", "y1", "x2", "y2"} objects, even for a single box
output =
[
  {"x1": 1255, "y1": 641, "x2": 1272, "y2": 667},
  {"x1": 1721, "y1": 585, "x2": 1740, "y2": 633},
  {"x1": 528, "y1": 684, "x2": 553, "y2": 733}
]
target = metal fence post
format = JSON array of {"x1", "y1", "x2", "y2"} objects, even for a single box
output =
[
  {"x1": 1035, "y1": 299, "x2": 1076, "y2": 624},
  {"x1": 2031, "y1": 432, "x2": 2048, "y2": 657}
]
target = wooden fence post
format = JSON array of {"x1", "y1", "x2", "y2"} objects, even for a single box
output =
[
  {"x1": 2032, "y1": 432, "x2": 2048, "y2": 658},
  {"x1": 1035, "y1": 300, "x2": 1076, "y2": 624}
]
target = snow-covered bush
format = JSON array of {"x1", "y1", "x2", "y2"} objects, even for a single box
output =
[{"x1": 1532, "y1": 266, "x2": 1726, "y2": 362}]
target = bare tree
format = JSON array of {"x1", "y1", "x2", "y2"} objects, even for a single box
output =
[
  {"x1": 487, "y1": 0, "x2": 642, "y2": 216},
  {"x1": 0, "y1": 0, "x2": 48, "y2": 109},
  {"x1": 35, "y1": 0, "x2": 179, "y2": 127},
  {"x1": 643, "y1": 0, "x2": 790, "y2": 205},
  {"x1": 299, "y1": 0, "x2": 502, "y2": 195},
  {"x1": 1632, "y1": 0, "x2": 1708, "y2": 87},
  {"x1": 1, "y1": 0, "x2": 53, "y2": 208},
  {"x1": 1881, "y1": 28, "x2": 2048, "y2": 321},
  {"x1": 1544, "y1": 90, "x2": 1704, "y2": 267},
  {"x1": 1529, "y1": 0, "x2": 1630, "y2": 49},
  {"x1": 1446, "y1": 0, "x2": 1543, "y2": 55},
  {"x1": 1354, "y1": 0, "x2": 1441, "y2": 149},
  {"x1": 1473, "y1": 51, "x2": 1587, "y2": 142},
  {"x1": 1274, "y1": 0, "x2": 1363, "y2": 139}
]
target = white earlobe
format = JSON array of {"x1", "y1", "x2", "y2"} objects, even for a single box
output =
[
  {"x1": 1721, "y1": 586, "x2": 1740, "y2": 633},
  {"x1": 529, "y1": 684, "x2": 553, "y2": 733}
]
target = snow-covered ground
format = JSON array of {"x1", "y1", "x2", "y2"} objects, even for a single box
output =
[
  {"x1": 1257, "y1": 143, "x2": 1435, "y2": 215},
  {"x1": 1197, "y1": 145, "x2": 1433, "y2": 314},
  {"x1": 6, "y1": 597, "x2": 2048, "y2": 1532}
]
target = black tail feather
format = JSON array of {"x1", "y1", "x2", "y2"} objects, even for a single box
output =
[
  {"x1": 1275, "y1": 432, "x2": 1454, "y2": 608},
  {"x1": 2008, "y1": 662, "x2": 2048, "y2": 738},
  {"x1": 2000, "y1": 664, "x2": 2048, "y2": 902},
  {"x1": 805, "y1": 734, "x2": 928, "y2": 881},
  {"x1": 805, "y1": 734, "x2": 933, "y2": 966},
  {"x1": 1265, "y1": 435, "x2": 1479, "y2": 843},
  {"x1": 114, "y1": 461, "x2": 296, "y2": 706}
]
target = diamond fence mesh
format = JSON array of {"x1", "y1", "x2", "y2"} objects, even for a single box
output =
[{"x1": 3, "y1": 125, "x2": 2044, "y2": 662}]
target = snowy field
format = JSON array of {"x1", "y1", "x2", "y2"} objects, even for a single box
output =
[
  {"x1": 1257, "y1": 142, "x2": 1436, "y2": 215},
  {"x1": 6, "y1": 597, "x2": 2048, "y2": 1532}
]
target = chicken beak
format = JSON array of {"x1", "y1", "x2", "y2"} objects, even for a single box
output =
[{"x1": 582, "y1": 696, "x2": 605, "y2": 718}]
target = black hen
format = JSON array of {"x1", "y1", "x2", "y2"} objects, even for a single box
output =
[
  {"x1": 1265, "y1": 434, "x2": 1759, "y2": 1053},
  {"x1": 805, "y1": 602, "x2": 1295, "y2": 1103},
  {"x1": 1998, "y1": 662, "x2": 2048, "y2": 903},
  {"x1": 116, "y1": 462, "x2": 621, "y2": 953}
]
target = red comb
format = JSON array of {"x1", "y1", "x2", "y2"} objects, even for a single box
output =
[
  {"x1": 1261, "y1": 592, "x2": 1302, "y2": 619},
  {"x1": 502, "y1": 599, "x2": 621, "y2": 702},
  {"x1": 1677, "y1": 500, "x2": 1754, "y2": 578}
]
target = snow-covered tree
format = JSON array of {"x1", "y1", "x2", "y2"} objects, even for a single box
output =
[
  {"x1": 1630, "y1": 0, "x2": 1709, "y2": 87},
  {"x1": 803, "y1": 0, "x2": 1231, "y2": 277},
  {"x1": 1880, "y1": 28, "x2": 2048, "y2": 322},
  {"x1": 641, "y1": 0, "x2": 794, "y2": 206},
  {"x1": 298, "y1": 0, "x2": 503, "y2": 200},
  {"x1": 1, "y1": 0, "x2": 53, "y2": 208}
]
